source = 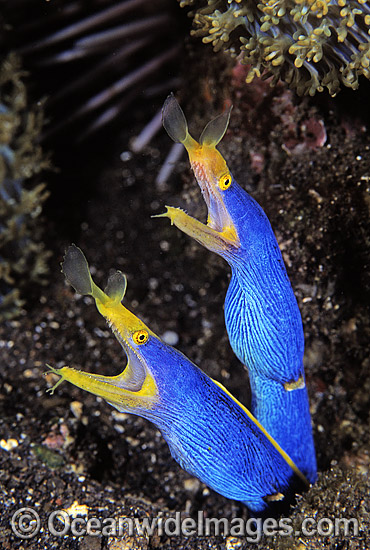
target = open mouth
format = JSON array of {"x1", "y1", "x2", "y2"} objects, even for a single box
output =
[
  {"x1": 108, "y1": 321, "x2": 148, "y2": 392},
  {"x1": 192, "y1": 162, "x2": 230, "y2": 234}
]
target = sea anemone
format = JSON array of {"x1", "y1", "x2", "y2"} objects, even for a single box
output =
[
  {"x1": 179, "y1": 0, "x2": 370, "y2": 96},
  {"x1": 1, "y1": 0, "x2": 183, "y2": 145}
]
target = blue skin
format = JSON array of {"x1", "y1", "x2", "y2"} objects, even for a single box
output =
[
  {"x1": 159, "y1": 92, "x2": 316, "y2": 485},
  {"x1": 130, "y1": 338, "x2": 305, "y2": 513},
  {"x1": 49, "y1": 245, "x2": 308, "y2": 515},
  {"x1": 219, "y1": 176, "x2": 317, "y2": 484},
  {"x1": 50, "y1": 334, "x2": 306, "y2": 514}
]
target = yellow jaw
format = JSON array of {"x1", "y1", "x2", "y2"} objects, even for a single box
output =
[
  {"x1": 47, "y1": 245, "x2": 159, "y2": 412},
  {"x1": 47, "y1": 360, "x2": 158, "y2": 412},
  {"x1": 160, "y1": 94, "x2": 239, "y2": 253},
  {"x1": 155, "y1": 205, "x2": 238, "y2": 255}
]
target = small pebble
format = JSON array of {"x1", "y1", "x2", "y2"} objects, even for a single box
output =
[
  {"x1": 225, "y1": 537, "x2": 245, "y2": 550},
  {"x1": 120, "y1": 151, "x2": 132, "y2": 162},
  {"x1": 161, "y1": 330, "x2": 179, "y2": 346},
  {"x1": 183, "y1": 478, "x2": 200, "y2": 493},
  {"x1": 63, "y1": 501, "x2": 89, "y2": 518},
  {"x1": 111, "y1": 411, "x2": 130, "y2": 422},
  {"x1": 0, "y1": 438, "x2": 19, "y2": 451},
  {"x1": 70, "y1": 401, "x2": 83, "y2": 419},
  {"x1": 114, "y1": 424, "x2": 125, "y2": 434}
]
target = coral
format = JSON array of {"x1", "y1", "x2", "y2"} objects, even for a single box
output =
[
  {"x1": 0, "y1": 54, "x2": 50, "y2": 319},
  {"x1": 180, "y1": 0, "x2": 370, "y2": 95},
  {"x1": 263, "y1": 467, "x2": 370, "y2": 549}
]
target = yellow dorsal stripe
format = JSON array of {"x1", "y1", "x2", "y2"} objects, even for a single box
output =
[{"x1": 212, "y1": 378, "x2": 310, "y2": 487}]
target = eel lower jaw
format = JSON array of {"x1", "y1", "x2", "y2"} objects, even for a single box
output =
[
  {"x1": 202, "y1": 192, "x2": 239, "y2": 247},
  {"x1": 191, "y1": 161, "x2": 236, "y2": 238},
  {"x1": 108, "y1": 322, "x2": 152, "y2": 392},
  {"x1": 154, "y1": 206, "x2": 239, "y2": 253},
  {"x1": 46, "y1": 329, "x2": 155, "y2": 406}
]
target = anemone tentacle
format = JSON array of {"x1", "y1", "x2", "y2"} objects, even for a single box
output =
[{"x1": 180, "y1": 0, "x2": 370, "y2": 95}]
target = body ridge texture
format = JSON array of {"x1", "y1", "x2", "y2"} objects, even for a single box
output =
[
  {"x1": 47, "y1": 245, "x2": 308, "y2": 514},
  {"x1": 159, "y1": 94, "x2": 317, "y2": 484}
]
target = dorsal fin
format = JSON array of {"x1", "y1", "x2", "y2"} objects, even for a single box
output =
[
  {"x1": 62, "y1": 244, "x2": 93, "y2": 296},
  {"x1": 199, "y1": 106, "x2": 232, "y2": 147},
  {"x1": 162, "y1": 93, "x2": 188, "y2": 143},
  {"x1": 104, "y1": 271, "x2": 127, "y2": 303}
]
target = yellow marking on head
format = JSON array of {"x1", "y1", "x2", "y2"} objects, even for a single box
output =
[
  {"x1": 185, "y1": 140, "x2": 230, "y2": 184},
  {"x1": 161, "y1": 95, "x2": 238, "y2": 247},
  {"x1": 57, "y1": 245, "x2": 160, "y2": 411},
  {"x1": 93, "y1": 293, "x2": 152, "y2": 340},
  {"x1": 46, "y1": 363, "x2": 158, "y2": 410},
  {"x1": 162, "y1": 93, "x2": 232, "y2": 185},
  {"x1": 62, "y1": 245, "x2": 154, "y2": 343}
]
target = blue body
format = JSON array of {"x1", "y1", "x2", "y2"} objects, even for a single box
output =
[
  {"x1": 112, "y1": 337, "x2": 303, "y2": 513},
  {"x1": 219, "y1": 177, "x2": 317, "y2": 483},
  {"x1": 55, "y1": 243, "x2": 309, "y2": 514}
]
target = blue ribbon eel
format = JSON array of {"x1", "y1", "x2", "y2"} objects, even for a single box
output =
[
  {"x1": 46, "y1": 245, "x2": 309, "y2": 514},
  {"x1": 157, "y1": 94, "x2": 317, "y2": 485}
]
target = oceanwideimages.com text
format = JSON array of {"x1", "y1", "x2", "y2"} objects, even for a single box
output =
[{"x1": 11, "y1": 507, "x2": 359, "y2": 543}]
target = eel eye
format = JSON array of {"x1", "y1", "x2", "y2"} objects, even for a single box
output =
[
  {"x1": 219, "y1": 173, "x2": 232, "y2": 190},
  {"x1": 133, "y1": 330, "x2": 149, "y2": 345}
]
